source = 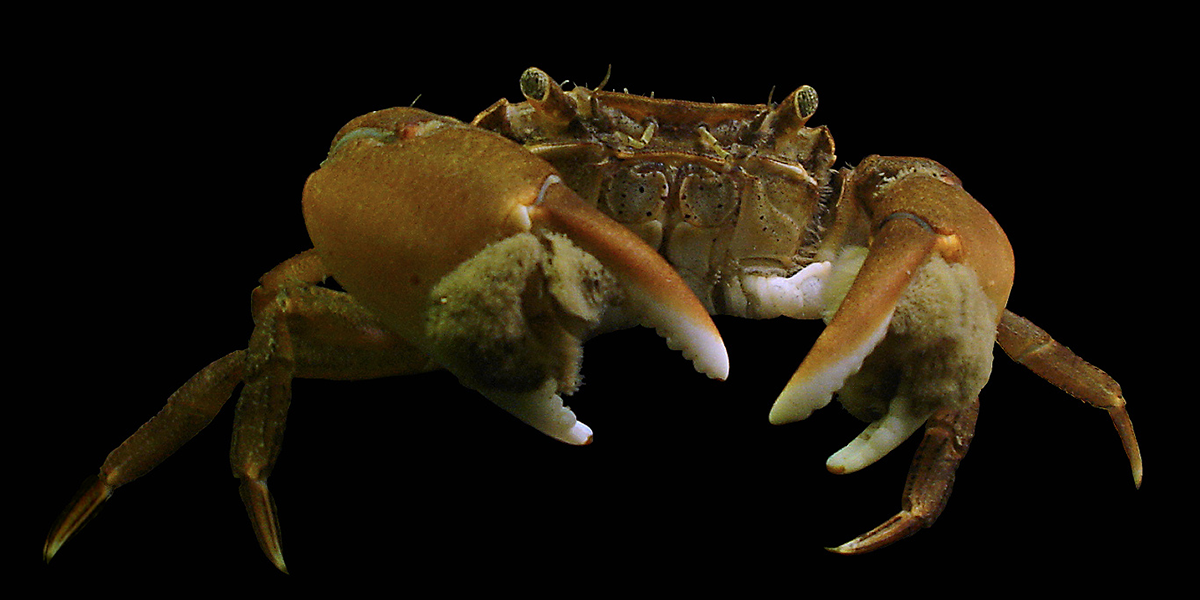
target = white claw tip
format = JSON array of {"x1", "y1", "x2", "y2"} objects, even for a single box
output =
[
  {"x1": 768, "y1": 388, "x2": 831, "y2": 424},
  {"x1": 657, "y1": 323, "x2": 729, "y2": 381},
  {"x1": 486, "y1": 386, "x2": 594, "y2": 446},
  {"x1": 561, "y1": 421, "x2": 594, "y2": 445},
  {"x1": 690, "y1": 333, "x2": 730, "y2": 381}
]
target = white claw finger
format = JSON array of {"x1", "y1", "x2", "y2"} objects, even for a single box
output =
[
  {"x1": 769, "y1": 313, "x2": 892, "y2": 424},
  {"x1": 827, "y1": 399, "x2": 933, "y2": 474},
  {"x1": 485, "y1": 382, "x2": 593, "y2": 445},
  {"x1": 648, "y1": 306, "x2": 730, "y2": 381}
]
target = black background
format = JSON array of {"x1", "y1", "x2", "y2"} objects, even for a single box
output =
[{"x1": 21, "y1": 10, "x2": 1181, "y2": 594}]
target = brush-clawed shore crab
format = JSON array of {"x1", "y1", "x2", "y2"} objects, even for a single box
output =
[{"x1": 44, "y1": 67, "x2": 1141, "y2": 572}]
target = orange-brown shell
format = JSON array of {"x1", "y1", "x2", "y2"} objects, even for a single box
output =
[
  {"x1": 845, "y1": 155, "x2": 1015, "y2": 314},
  {"x1": 302, "y1": 108, "x2": 556, "y2": 341}
]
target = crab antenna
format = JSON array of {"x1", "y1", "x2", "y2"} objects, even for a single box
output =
[{"x1": 596, "y1": 64, "x2": 613, "y2": 91}]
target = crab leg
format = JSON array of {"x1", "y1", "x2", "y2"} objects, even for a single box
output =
[
  {"x1": 232, "y1": 250, "x2": 441, "y2": 573},
  {"x1": 230, "y1": 288, "x2": 295, "y2": 572},
  {"x1": 997, "y1": 310, "x2": 1142, "y2": 487},
  {"x1": 828, "y1": 398, "x2": 980, "y2": 554},
  {"x1": 43, "y1": 350, "x2": 246, "y2": 563},
  {"x1": 829, "y1": 310, "x2": 1142, "y2": 553},
  {"x1": 45, "y1": 251, "x2": 440, "y2": 571}
]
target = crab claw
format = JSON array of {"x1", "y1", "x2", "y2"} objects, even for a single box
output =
[
  {"x1": 303, "y1": 108, "x2": 726, "y2": 444},
  {"x1": 770, "y1": 156, "x2": 1014, "y2": 471}
]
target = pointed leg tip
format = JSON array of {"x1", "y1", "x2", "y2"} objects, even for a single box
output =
[
  {"x1": 824, "y1": 533, "x2": 878, "y2": 555},
  {"x1": 42, "y1": 539, "x2": 62, "y2": 564},
  {"x1": 239, "y1": 478, "x2": 287, "y2": 574},
  {"x1": 258, "y1": 535, "x2": 288, "y2": 573},
  {"x1": 824, "y1": 542, "x2": 859, "y2": 555},
  {"x1": 1108, "y1": 405, "x2": 1143, "y2": 490},
  {"x1": 826, "y1": 512, "x2": 924, "y2": 555},
  {"x1": 823, "y1": 536, "x2": 885, "y2": 555},
  {"x1": 43, "y1": 475, "x2": 114, "y2": 564},
  {"x1": 43, "y1": 525, "x2": 72, "y2": 563}
]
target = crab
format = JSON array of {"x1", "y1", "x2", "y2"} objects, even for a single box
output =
[{"x1": 44, "y1": 67, "x2": 1141, "y2": 572}]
